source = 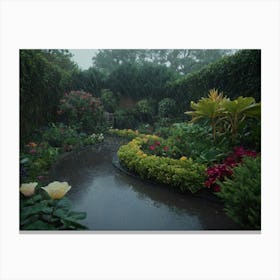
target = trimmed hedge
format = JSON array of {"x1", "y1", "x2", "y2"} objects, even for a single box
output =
[
  {"x1": 117, "y1": 136, "x2": 206, "y2": 193},
  {"x1": 169, "y1": 50, "x2": 261, "y2": 112}
]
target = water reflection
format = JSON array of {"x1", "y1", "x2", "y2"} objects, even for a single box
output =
[{"x1": 50, "y1": 140, "x2": 238, "y2": 230}]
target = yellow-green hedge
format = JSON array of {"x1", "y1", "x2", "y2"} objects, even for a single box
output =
[{"x1": 117, "y1": 136, "x2": 206, "y2": 193}]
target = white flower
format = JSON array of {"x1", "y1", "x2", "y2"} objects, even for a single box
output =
[
  {"x1": 41, "y1": 181, "x2": 71, "y2": 200},
  {"x1": 20, "y1": 182, "x2": 38, "y2": 197}
]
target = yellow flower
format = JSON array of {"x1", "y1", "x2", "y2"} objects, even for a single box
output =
[
  {"x1": 142, "y1": 153, "x2": 147, "y2": 158},
  {"x1": 180, "y1": 156, "x2": 187, "y2": 161},
  {"x1": 20, "y1": 182, "x2": 38, "y2": 197},
  {"x1": 41, "y1": 181, "x2": 71, "y2": 200}
]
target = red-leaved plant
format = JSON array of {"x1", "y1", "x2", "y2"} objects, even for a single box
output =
[{"x1": 205, "y1": 146, "x2": 258, "y2": 192}]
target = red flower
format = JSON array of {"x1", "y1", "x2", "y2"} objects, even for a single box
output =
[
  {"x1": 163, "y1": 146, "x2": 169, "y2": 151},
  {"x1": 155, "y1": 141, "x2": 161, "y2": 146}
]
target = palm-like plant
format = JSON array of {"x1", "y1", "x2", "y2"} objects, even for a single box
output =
[
  {"x1": 185, "y1": 89, "x2": 228, "y2": 140},
  {"x1": 222, "y1": 96, "x2": 261, "y2": 140}
]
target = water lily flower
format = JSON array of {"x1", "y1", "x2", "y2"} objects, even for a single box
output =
[
  {"x1": 41, "y1": 181, "x2": 71, "y2": 200},
  {"x1": 20, "y1": 182, "x2": 38, "y2": 197}
]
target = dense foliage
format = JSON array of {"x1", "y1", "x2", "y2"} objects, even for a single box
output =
[
  {"x1": 216, "y1": 156, "x2": 261, "y2": 229},
  {"x1": 57, "y1": 90, "x2": 104, "y2": 133},
  {"x1": 169, "y1": 50, "x2": 261, "y2": 113},
  {"x1": 186, "y1": 89, "x2": 261, "y2": 141},
  {"x1": 20, "y1": 50, "x2": 79, "y2": 140}
]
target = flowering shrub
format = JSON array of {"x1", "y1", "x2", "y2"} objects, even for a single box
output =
[
  {"x1": 21, "y1": 142, "x2": 59, "y2": 183},
  {"x1": 205, "y1": 146, "x2": 258, "y2": 192},
  {"x1": 42, "y1": 123, "x2": 81, "y2": 148},
  {"x1": 58, "y1": 90, "x2": 104, "y2": 133},
  {"x1": 117, "y1": 137, "x2": 206, "y2": 193},
  {"x1": 142, "y1": 138, "x2": 170, "y2": 157},
  {"x1": 83, "y1": 133, "x2": 104, "y2": 145}
]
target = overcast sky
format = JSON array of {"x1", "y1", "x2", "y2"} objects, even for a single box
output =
[{"x1": 69, "y1": 49, "x2": 98, "y2": 70}]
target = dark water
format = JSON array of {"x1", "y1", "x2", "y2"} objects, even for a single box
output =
[{"x1": 50, "y1": 139, "x2": 239, "y2": 230}]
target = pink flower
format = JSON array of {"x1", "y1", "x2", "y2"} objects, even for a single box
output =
[
  {"x1": 149, "y1": 145, "x2": 155, "y2": 151},
  {"x1": 163, "y1": 146, "x2": 169, "y2": 151},
  {"x1": 155, "y1": 141, "x2": 161, "y2": 146},
  {"x1": 30, "y1": 149, "x2": 36, "y2": 154},
  {"x1": 38, "y1": 175, "x2": 45, "y2": 181}
]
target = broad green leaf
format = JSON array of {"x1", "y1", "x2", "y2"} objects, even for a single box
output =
[
  {"x1": 22, "y1": 220, "x2": 56, "y2": 230},
  {"x1": 67, "y1": 211, "x2": 87, "y2": 220}
]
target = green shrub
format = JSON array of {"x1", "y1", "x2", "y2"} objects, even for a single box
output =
[
  {"x1": 135, "y1": 99, "x2": 155, "y2": 123},
  {"x1": 158, "y1": 98, "x2": 177, "y2": 118},
  {"x1": 166, "y1": 123, "x2": 230, "y2": 164},
  {"x1": 216, "y1": 156, "x2": 261, "y2": 229},
  {"x1": 114, "y1": 109, "x2": 139, "y2": 129},
  {"x1": 42, "y1": 123, "x2": 81, "y2": 147},
  {"x1": 100, "y1": 89, "x2": 118, "y2": 113}
]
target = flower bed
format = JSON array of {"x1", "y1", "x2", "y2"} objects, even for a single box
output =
[{"x1": 117, "y1": 136, "x2": 206, "y2": 193}]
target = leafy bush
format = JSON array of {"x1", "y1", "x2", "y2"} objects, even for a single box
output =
[
  {"x1": 158, "y1": 98, "x2": 177, "y2": 118},
  {"x1": 20, "y1": 142, "x2": 60, "y2": 183},
  {"x1": 114, "y1": 109, "x2": 139, "y2": 129},
  {"x1": 58, "y1": 90, "x2": 104, "y2": 133},
  {"x1": 42, "y1": 123, "x2": 81, "y2": 147},
  {"x1": 117, "y1": 137, "x2": 206, "y2": 193},
  {"x1": 169, "y1": 50, "x2": 261, "y2": 112},
  {"x1": 186, "y1": 91, "x2": 261, "y2": 141},
  {"x1": 100, "y1": 89, "x2": 118, "y2": 113},
  {"x1": 216, "y1": 156, "x2": 261, "y2": 230},
  {"x1": 165, "y1": 123, "x2": 230, "y2": 163},
  {"x1": 135, "y1": 99, "x2": 155, "y2": 123}
]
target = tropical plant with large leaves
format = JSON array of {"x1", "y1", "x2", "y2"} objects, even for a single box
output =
[
  {"x1": 222, "y1": 96, "x2": 261, "y2": 140},
  {"x1": 185, "y1": 89, "x2": 228, "y2": 140}
]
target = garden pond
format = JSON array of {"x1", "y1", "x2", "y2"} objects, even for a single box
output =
[{"x1": 49, "y1": 137, "x2": 239, "y2": 230}]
